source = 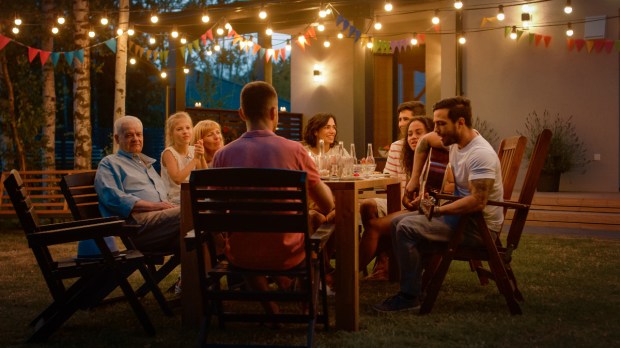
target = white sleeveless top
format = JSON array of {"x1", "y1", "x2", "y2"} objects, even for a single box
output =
[{"x1": 160, "y1": 146, "x2": 195, "y2": 205}]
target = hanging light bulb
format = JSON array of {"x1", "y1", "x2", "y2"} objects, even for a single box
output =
[
  {"x1": 258, "y1": 7, "x2": 267, "y2": 20},
  {"x1": 216, "y1": 26, "x2": 224, "y2": 36},
  {"x1": 366, "y1": 38, "x2": 373, "y2": 49},
  {"x1": 326, "y1": 7, "x2": 332, "y2": 15},
  {"x1": 51, "y1": 26, "x2": 59, "y2": 34},
  {"x1": 298, "y1": 34, "x2": 306, "y2": 45},
  {"x1": 247, "y1": 36, "x2": 254, "y2": 47},
  {"x1": 384, "y1": 1, "x2": 393, "y2": 12},
  {"x1": 510, "y1": 26, "x2": 518, "y2": 40},
  {"x1": 88, "y1": 27, "x2": 96, "y2": 38},
  {"x1": 149, "y1": 37, "x2": 156, "y2": 45},
  {"x1": 323, "y1": 39, "x2": 331, "y2": 48},
  {"x1": 206, "y1": 49, "x2": 213, "y2": 56},
  {"x1": 266, "y1": 26, "x2": 273, "y2": 36},
  {"x1": 201, "y1": 12, "x2": 210, "y2": 23},
  {"x1": 171, "y1": 27, "x2": 179, "y2": 38},
  {"x1": 14, "y1": 17, "x2": 22, "y2": 26},
  {"x1": 497, "y1": 5, "x2": 505, "y2": 21},
  {"x1": 116, "y1": 28, "x2": 123, "y2": 36},
  {"x1": 286, "y1": 39, "x2": 292, "y2": 51},
  {"x1": 150, "y1": 12, "x2": 159, "y2": 24},
  {"x1": 566, "y1": 22, "x2": 574, "y2": 37},
  {"x1": 319, "y1": 8, "x2": 327, "y2": 18},
  {"x1": 160, "y1": 71, "x2": 167, "y2": 79},
  {"x1": 180, "y1": 36, "x2": 187, "y2": 44},
  {"x1": 12, "y1": 27, "x2": 19, "y2": 34},
  {"x1": 374, "y1": 17, "x2": 382, "y2": 30},
  {"x1": 57, "y1": 15, "x2": 66, "y2": 25},
  {"x1": 454, "y1": 1, "x2": 463, "y2": 10},
  {"x1": 410, "y1": 33, "x2": 418, "y2": 46},
  {"x1": 337, "y1": 32, "x2": 344, "y2": 39},
  {"x1": 129, "y1": 57, "x2": 136, "y2": 65},
  {"x1": 183, "y1": 66, "x2": 190, "y2": 74},
  {"x1": 458, "y1": 33, "x2": 466, "y2": 44},
  {"x1": 317, "y1": 23, "x2": 325, "y2": 32},
  {"x1": 564, "y1": 0, "x2": 573, "y2": 14},
  {"x1": 224, "y1": 22, "x2": 232, "y2": 31},
  {"x1": 127, "y1": 25, "x2": 135, "y2": 36},
  {"x1": 214, "y1": 44, "x2": 221, "y2": 51},
  {"x1": 432, "y1": 10, "x2": 440, "y2": 25},
  {"x1": 100, "y1": 12, "x2": 109, "y2": 26}
]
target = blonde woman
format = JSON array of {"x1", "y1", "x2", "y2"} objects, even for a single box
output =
[
  {"x1": 160, "y1": 112, "x2": 206, "y2": 205},
  {"x1": 193, "y1": 120, "x2": 225, "y2": 168}
]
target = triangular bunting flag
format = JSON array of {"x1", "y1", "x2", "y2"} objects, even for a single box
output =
[
  {"x1": 348, "y1": 25, "x2": 356, "y2": 37},
  {"x1": 504, "y1": 26, "x2": 510, "y2": 38},
  {"x1": 307, "y1": 27, "x2": 316, "y2": 39},
  {"x1": 586, "y1": 40, "x2": 594, "y2": 53},
  {"x1": 233, "y1": 34, "x2": 242, "y2": 45},
  {"x1": 105, "y1": 38, "x2": 117, "y2": 53},
  {"x1": 354, "y1": 30, "x2": 361, "y2": 43},
  {"x1": 575, "y1": 39, "x2": 585, "y2": 52},
  {"x1": 138, "y1": 46, "x2": 145, "y2": 57},
  {"x1": 543, "y1": 36, "x2": 551, "y2": 48},
  {"x1": 528, "y1": 33, "x2": 535, "y2": 44},
  {"x1": 516, "y1": 30, "x2": 524, "y2": 40},
  {"x1": 567, "y1": 38, "x2": 575, "y2": 51},
  {"x1": 418, "y1": 34, "x2": 426, "y2": 44},
  {"x1": 304, "y1": 34, "x2": 312, "y2": 46},
  {"x1": 534, "y1": 34, "x2": 542, "y2": 46},
  {"x1": 390, "y1": 40, "x2": 397, "y2": 52},
  {"x1": 336, "y1": 15, "x2": 344, "y2": 27},
  {"x1": 252, "y1": 43, "x2": 261, "y2": 55},
  {"x1": 280, "y1": 48, "x2": 286, "y2": 61},
  {"x1": 153, "y1": 50, "x2": 159, "y2": 61},
  {"x1": 64, "y1": 51, "x2": 74, "y2": 65},
  {"x1": 193, "y1": 39, "x2": 200, "y2": 51},
  {"x1": 28, "y1": 47, "x2": 39, "y2": 63},
  {"x1": 258, "y1": 48, "x2": 265, "y2": 59},
  {"x1": 201, "y1": 34, "x2": 207, "y2": 47},
  {"x1": 295, "y1": 37, "x2": 305, "y2": 51},
  {"x1": 206, "y1": 29, "x2": 214, "y2": 42},
  {"x1": 161, "y1": 50, "x2": 168, "y2": 65},
  {"x1": 604, "y1": 40, "x2": 614, "y2": 53},
  {"x1": 433, "y1": 24, "x2": 440, "y2": 33},
  {"x1": 342, "y1": 19, "x2": 350, "y2": 31},
  {"x1": 0, "y1": 35, "x2": 11, "y2": 50},
  {"x1": 187, "y1": 43, "x2": 193, "y2": 56},
  {"x1": 39, "y1": 50, "x2": 51, "y2": 65},
  {"x1": 180, "y1": 46, "x2": 187, "y2": 60},
  {"x1": 265, "y1": 48, "x2": 274, "y2": 62},
  {"x1": 228, "y1": 29, "x2": 236, "y2": 38},
  {"x1": 594, "y1": 39, "x2": 605, "y2": 53},
  {"x1": 615, "y1": 40, "x2": 620, "y2": 52},
  {"x1": 51, "y1": 52, "x2": 60, "y2": 66},
  {"x1": 74, "y1": 49, "x2": 84, "y2": 63}
]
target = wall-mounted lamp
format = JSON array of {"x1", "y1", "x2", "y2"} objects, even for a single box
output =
[{"x1": 313, "y1": 64, "x2": 325, "y2": 83}]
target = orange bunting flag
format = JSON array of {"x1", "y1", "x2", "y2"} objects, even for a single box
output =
[
  {"x1": 586, "y1": 40, "x2": 594, "y2": 53},
  {"x1": 306, "y1": 26, "x2": 316, "y2": 39},
  {"x1": 418, "y1": 33, "x2": 426, "y2": 44},
  {"x1": 433, "y1": 24, "x2": 440, "y2": 33},
  {"x1": 280, "y1": 48, "x2": 286, "y2": 61},
  {"x1": 543, "y1": 36, "x2": 551, "y2": 48},
  {"x1": 567, "y1": 38, "x2": 575, "y2": 51},
  {"x1": 304, "y1": 34, "x2": 312, "y2": 46},
  {"x1": 39, "y1": 50, "x2": 51, "y2": 65},
  {"x1": 206, "y1": 29, "x2": 214, "y2": 42},
  {"x1": 252, "y1": 43, "x2": 261, "y2": 55},
  {"x1": 228, "y1": 29, "x2": 237, "y2": 38},
  {"x1": 534, "y1": 34, "x2": 542, "y2": 46},
  {"x1": 233, "y1": 34, "x2": 242, "y2": 45},
  {"x1": 28, "y1": 47, "x2": 39, "y2": 63}
]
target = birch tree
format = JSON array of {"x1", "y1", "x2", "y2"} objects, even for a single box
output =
[
  {"x1": 72, "y1": 0, "x2": 92, "y2": 169},
  {"x1": 41, "y1": 0, "x2": 57, "y2": 170},
  {"x1": 113, "y1": 0, "x2": 129, "y2": 152}
]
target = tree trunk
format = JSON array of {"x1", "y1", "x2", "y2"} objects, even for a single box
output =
[
  {"x1": 113, "y1": 0, "x2": 130, "y2": 153},
  {"x1": 41, "y1": 0, "x2": 57, "y2": 170},
  {"x1": 72, "y1": 0, "x2": 92, "y2": 170},
  {"x1": 0, "y1": 53, "x2": 26, "y2": 171}
]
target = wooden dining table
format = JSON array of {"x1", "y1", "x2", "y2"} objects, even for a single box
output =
[{"x1": 179, "y1": 175, "x2": 401, "y2": 331}]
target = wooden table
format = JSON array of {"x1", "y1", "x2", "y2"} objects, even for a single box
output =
[
  {"x1": 179, "y1": 177, "x2": 401, "y2": 331},
  {"x1": 325, "y1": 176, "x2": 400, "y2": 331}
]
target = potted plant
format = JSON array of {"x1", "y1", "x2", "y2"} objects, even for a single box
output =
[{"x1": 519, "y1": 110, "x2": 590, "y2": 191}]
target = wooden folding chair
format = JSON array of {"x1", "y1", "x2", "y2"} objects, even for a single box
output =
[
  {"x1": 60, "y1": 171, "x2": 180, "y2": 298},
  {"x1": 420, "y1": 129, "x2": 552, "y2": 315},
  {"x1": 3, "y1": 170, "x2": 170, "y2": 341},
  {"x1": 189, "y1": 168, "x2": 334, "y2": 348}
]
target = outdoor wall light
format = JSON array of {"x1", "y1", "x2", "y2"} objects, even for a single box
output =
[{"x1": 313, "y1": 64, "x2": 324, "y2": 83}]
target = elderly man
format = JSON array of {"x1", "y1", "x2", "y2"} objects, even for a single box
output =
[{"x1": 92, "y1": 115, "x2": 179, "y2": 254}]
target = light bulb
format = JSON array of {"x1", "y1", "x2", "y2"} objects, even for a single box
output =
[
  {"x1": 150, "y1": 14, "x2": 159, "y2": 23},
  {"x1": 224, "y1": 22, "x2": 232, "y2": 31},
  {"x1": 14, "y1": 18, "x2": 22, "y2": 26},
  {"x1": 497, "y1": 5, "x2": 505, "y2": 21},
  {"x1": 214, "y1": 44, "x2": 221, "y2": 51},
  {"x1": 323, "y1": 40, "x2": 331, "y2": 48},
  {"x1": 458, "y1": 35, "x2": 466, "y2": 44},
  {"x1": 127, "y1": 27, "x2": 135, "y2": 36},
  {"x1": 384, "y1": 1, "x2": 393, "y2": 12},
  {"x1": 454, "y1": 1, "x2": 463, "y2": 10},
  {"x1": 57, "y1": 16, "x2": 65, "y2": 25},
  {"x1": 366, "y1": 40, "x2": 373, "y2": 49},
  {"x1": 432, "y1": 10, "x2": 440, "y2": 25},
  {"x1": 51, "y1": 26, "x2": 59, "y2": 34},
  {"x1": 116, "y1": 28, "x2": 123, "y2": 36},
  {"x1": 129, "y1": 57, "x2": 136, "y2": 65},
  {"x1": 319, "y1": 10, "x2": 327, "y2": 18},
  {"x1": 285, "y1": 40, "x2": 292, "y2": 51},
  {"x1": 564, "y1": 1, "x2": 573, "y2": 14},
  {"x1": 149, "y1": 37, "x2": 156, "y2": 45},
  {"x1": 566, "y1": 23, "x2": 574, "y2": 37},
  {"x1": 160, "y1": 71, "x2": 167, "y2": 78},
  {"x1": 266, "y1": 27, "x2": 273, "y2": 36},
  {"x1": 510, "y1": 26, "x2": 518, "y2": 40},
  {"x1": 216, "y1": 27, "x2": 224, "y2": 36},
  {"x1": 206, "y1": 50, "x2": 213, "y2": 56},
  {"x1": 12, "y1": 27, "x2": 19, "y2": 34},
  {"x1": 337, "y1": 33, "x2": 343, "y2": 39},
  {"x1": 298, "y1": 35, "x2": 306, "y2": 44},
  {"x1": 100, "y1": 15, "x2": 108, "y2": 26},
  {"x1": 180, "y1": 36, "x2": 187, "y2": 44},
  {"x1": 411, "y1": 36, "x2": 418, "y2": 45},
  {"x1": 374, "y1": 21, "x2": 382, "y2": 30},
  {"x1": 183, "y1": 67, "x2": 190, "y2": 74},
  {"x1": 88, "y1": 29, "x2": 95, "y2": 38},
  {"x1": 171, "y1": 29, "x2": 179, "y2": 38},
  {"x1": 259, "y1": 9, "x2": 267, "y2": 20},
  {"x1": 317, "y1": 23, "x2": 325, "y2": 32},
  {"x1": 201, "y1": 13, "x2": 210, "y2": 23}
]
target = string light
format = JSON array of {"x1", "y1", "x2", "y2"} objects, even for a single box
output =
[
  {"x1": 214, "y1": 44, "x2": 221, "y2": 51},
  {"x1": 129, "y1": 57, "x2": 136, "y2": 65},
  {"x1": 366, "y1": 38, "x2": 373, "y2": 49},
  {"x1": 432, "y1": 10, "x2": 440, "y2": 25},
  {"x1": 510, "y1": 26, "x2": 518, "y2": 40},
  {"x1": 410, "y1": 33, "x2": 418, "y2": 46},
  {"x1": 266, "y1": 26, "x2": 273, "y2": 36},
  {"x1": 285, "y1": 39, "x2": 292, "y2": 51},
  {"x1": 171, "y1": 27, "x2": 179, "y2": 38},
  {"x1": 497, "y1": 5, "x2": 505, "y2": 21},
  {"x1": 458, "y1": 33, "x2": 466, "y2": 44},
  {"x1": 337, "y1": 32, "x2": 343, "y2": 39},
  {"x1": 384, "y1": 1, "x2": 393, "y2": 12},
  {"x1": 180, "y1": 36, "x2": 187, "y2": 44},
  {"x1": 454, "y1": 1, "x2": 463, "y2": 10},
  {"x1": 216, "y1": 26, "x2": 224, "y2": 36},
  {"x1": 116, "y1": 28, "x2": 123, "y2": 36},
  {"x1": 258, "y1": 6, "x2": 267, "y2": 20},
  {"x1": 317, "y1": 22, "x2": 325, "y2": 32},
  {"x1": 160, "y1": 71, "x2": 167, "y2": 79},
  {"x1": 183, "y1": 66, "x2": 190, "y2": 74},
  {"x1": 149, "y1": 37, "x2": 156, "y2": 45},
  {"x1": 12, "y1": 27, "x2": 19, "y2": 34},
  {"x1": 150, "y1": 12, "x2": 159, "y2": 24},
  {"x1": 298, "y1": 34, "x2": 306, "y2": 45},
  {"x1": 201, "y1": 12, "x2": 210, "y2": 23},
  {"x1": 57, "y1": 15, "x2": 65, "y2": 25},
  {"x1": 564, "y1": 0, "x2": 573, "y2": 14},
  {"x1": 88, "y1": 27, "x2": 96, "y2": 38},
  {"x1": 51, "y1": 26, "x2": 59, "y2": 34},
  {"x1": 127, "y1": 25, "x2": 135, "y2": 36},
  {"x1": 100, "y1": 12, "x2": 109, "y2": 26},
  {"x1": 565, "y1": 22, "x2": 574, "y2": 37},
  {"x1": 14, "y1": 17, "x2": 22, "y2": 26},
  {"x1": 323, "y1": 39, "x2": 331, "y2": 48},
  {"x1": 224, "y1": 22, "x2": 232, "y2": 31},
  {"x1": 319, "y1": 8, "x2": 327, "y2": 18},
  {"x1": 206, "y1": 49, "x2": 213, "y2": 56},
  {"x1": 374, "y1": 17, "x2": 382, "y2": 30},
  {"x1": 247, "y1": 36, "x2": 254, "y2": 47}
]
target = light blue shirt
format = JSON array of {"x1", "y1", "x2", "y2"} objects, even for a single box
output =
[{"x1": 94, "y1": 149, "x2": 168, "y2": 218}]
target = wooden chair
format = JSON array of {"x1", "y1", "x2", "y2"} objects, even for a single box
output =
[
  {"x1": 189, "y1": 168, "x2": 334, "y2": 347},
  {"x1": 3, "y1": 170, "x2": 170, "y2": 341},
  {"x1": 419, "y1": 129, "x2": 552, "y2": 315},
  {"x1": 60, "y1": 171, "x2": 180, "y2": 298}
]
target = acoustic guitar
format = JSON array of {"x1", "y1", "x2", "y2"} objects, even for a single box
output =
[{"x1": 418, "y1": 147, "x2": 450, "y2": 221}]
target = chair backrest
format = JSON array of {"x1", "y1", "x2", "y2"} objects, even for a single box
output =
[
  {"x1": 497, "y1": 135, "x2": 527, "y2": 201},
  {"x1": 60, "y1": 171, "x2": 100, "y2": 220},
  {"x1": 506, "y1": 129, "x2": 552, "y2": 250},
  {"x1": 189, "y1": 168, "x2": 311, "y2": 290}
]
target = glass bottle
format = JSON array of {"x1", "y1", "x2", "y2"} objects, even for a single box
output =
[
  {"x1": 318, "y1": 139, "x2": 328, "y2": 177},
  {"x1": 365, "y1": 143, "x2": 375, "y2": 165},
  {"x1": 350, "y1": 143, "x2": 357, "y2": 164}
]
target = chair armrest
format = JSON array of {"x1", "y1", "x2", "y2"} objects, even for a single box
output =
[
  {"x1": 36, "y1": 216, "x2": 122, "y2": 232},
  {"x1": 310, "y1": 222, "x2": 335, "y2": 252},
  {"x1": 27, "y1": 220, "x2": 126, "y2": 247},
  {"x1": 435, "y1": 194, "x2": 529, "y2": 210}
]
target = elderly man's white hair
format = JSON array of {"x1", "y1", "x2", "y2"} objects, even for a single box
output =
[{"x1": 114, "y1": 115, "x2": 143, "y2": 136}]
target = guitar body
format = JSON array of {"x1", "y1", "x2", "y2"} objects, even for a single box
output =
[{"x1": 419, "y1": 147, "x2": 450, "y2": 220}]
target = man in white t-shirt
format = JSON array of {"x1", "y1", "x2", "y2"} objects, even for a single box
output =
[
  {"x1": 373, "y1": 96, "x2": 503, "y2": 313},
  {"x1": 359, "y1": 101, "x2": 425, "y2": 279}
]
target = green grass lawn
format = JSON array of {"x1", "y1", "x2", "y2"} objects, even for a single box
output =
[{"x1": 0, "y1": 225, "x2": 618, "y2": 347}]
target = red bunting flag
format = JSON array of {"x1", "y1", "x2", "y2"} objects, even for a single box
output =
[
  {"x1": 604, "y1": 40, "x2": 614, "y2": 54},
  {"x1": 28, "y1": 47, "x2": 39, "y2": 63},
  {"x1": 306, "y1": 26, "x2": 316, "y2": 39},
  {"x1": 201, "y1": 34, "x2": 207, "y2": 46},
  {"x1": 418, "y1": 33, "x2": 426, "y2": 45},
  {"x1": 0, "y1": 35, "x2": 11, "y2": 50},
  {"x1": 205, "y1": 29, "x2": 214, "y2": 42},
  {"x1": 252, "y1": 43, "x2": 261, "y2": 55},
  {"x1": 279, "y1": 48, "x2": 286, "y2": 61},
  {"x1": 534, "y1": 34, "x2": 543, "y2": 46},
  {"x1": 39, "y1": 50, "x2": 51, "y2": 65},
  {"x1": 228, "y1": 29, "x2": 236, "y2": 38},
  {"x1": 543, "y1": 36, "x2": 551, "y2": 48},
  {"x1": 593, "y1": 39, "x2": 605, "y2": 53},
  {"x1": 575, "y1": 39, "x2": 585, "y2": 52}
]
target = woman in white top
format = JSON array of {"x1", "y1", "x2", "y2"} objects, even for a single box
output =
[
  {"x1": 193, "y1": 120, "x2": 224, "y2": 168},
  {"x1": 301, "y1": 113, "x2": 349, "y2": 157},
  {"x1": 160, "y1": 111, "x2": 206, "y2": 205}
]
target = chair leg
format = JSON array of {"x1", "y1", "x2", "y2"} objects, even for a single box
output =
[
  {"x1": 469, "y1": 259, "x2": 490, "y2": 285},
  {"x1": 504, "y1": 263, "x2": 524, "y2": 302},
  {"x1": 135, "y1": 255, "x2": 180, "y2": 298},
  {"x1": 137, "y1": 265, "x2": 174, "y2": 316},
  {"x1": 419, "y1": 251, "x2": 454, "y2": 315},
  {"x1": 113, "y1": 266, "x2": 156, "y2": 335}
]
